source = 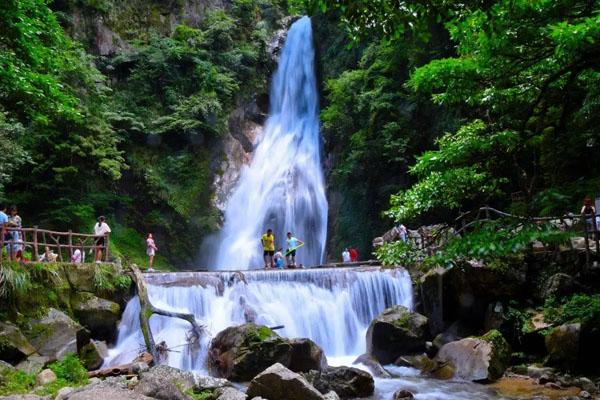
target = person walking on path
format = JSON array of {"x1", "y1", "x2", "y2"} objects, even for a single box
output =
[
  {"x1": 0, "y1": 204, "x2": 9, "y2": 260},
  {"x1": 261, "y1": 229, "x2": 275, "y2": 269},
  {"x1": 7, "y1": 206, "x2": 22, "y2": 261},
  {"x1": 397, "y1": 223, "x2": 408, "y2": 243},
  {"x1": 146, "y1": 233, "x2": 158, "y2": 270},
  {"x1": 581, "y1": 196, "x2": 597, "y2": 235},
  {"x1": 285, "y1": 232, "x2": 304, "y2": 268},
  {"x1": 93, "y1": 216, "x2": 111, "y2": 263}
]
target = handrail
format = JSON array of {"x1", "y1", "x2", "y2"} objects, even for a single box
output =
[{"x1": 0, "y1": 225, "x2": 110, "y2": 263}]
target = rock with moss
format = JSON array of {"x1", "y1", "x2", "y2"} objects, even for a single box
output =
[
  {"x1": 24, "y1": 308, "x2": 89, "y2": 361},
  {"x1": 78, "y1": 341, "x2": 108, "y2": 371},
  {"x1": 246, "y1": 363, "x2": 323, "y2": 400},
  {"x1": 139, "y1": 365, "x2": 196, "y2": 392},
  {"x1": 545, "y1": 323, "x2": 580, "y2": 370},
  {"x1": 15, "y1": 355, "x2": 49, "y2": 376},
  {"x1": 214, "y1": 387, "x2": 247, "y2": 400},
  {"x1": 71, "y1": 292, "x2": 120, "y2": 341},
  {"x1": 208, "y1": 324, "x2": 293, "y2": 381},
  {"x1": 366, "y1": 306, "x2": 429, "y2": 364},
  {"x1": 434, "y1": 329, "x2": 511, "y2": 381},
  {"x1": 0, "y1": 321, "x2": 38, "y2": 364},
  {"x1": 302, "y1": 366, "x2": 374, "y2": 399},
  {"x1": 288, "y1": 338, "x2": 328, "y2": 373},
  {"x1": 134, "y1": 370, "x2": 189, "y2": 400}
]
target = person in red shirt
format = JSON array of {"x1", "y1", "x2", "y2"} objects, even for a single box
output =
[{"x1": 349, "y1": 247, "x2": 358, "y2": 262}]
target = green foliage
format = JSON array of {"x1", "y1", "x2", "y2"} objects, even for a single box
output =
[
  {"x1": 375, "y1": 240, "x2": 425, "y2": 267},
  {"x1": 426, "y1": 221, "x2": 570, "y2": 269},
  {"x1": 48, "y1": 354, "x2": 88, "y2": 385},
  {"x1": 0, "y1": 263, "x2": 31, "y2": 299},
  {"x1": 545, "y1": 294, "x2": 600, "y2": 327},
  {"x1": 0, "y1": 369, "x2": 35, "y2": 396}
]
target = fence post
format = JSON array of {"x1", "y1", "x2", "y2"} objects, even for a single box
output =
[
  {"x1": 104, "y1": 234, "x2": 110, "y2": 262},
  {"x1": 33, "y1": 226, "x2": 39, "y2": 261},
  {"x1": 68, "y1": 230, "x2": 73, "y2": 261}
]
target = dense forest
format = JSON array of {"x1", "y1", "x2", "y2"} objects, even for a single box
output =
[{"x1": 1, "y1": 0, "x2": 600, "y2": 266}]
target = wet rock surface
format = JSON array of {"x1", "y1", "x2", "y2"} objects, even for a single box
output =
[
  {"x1": 71, "y1": 292, "x2": 120, "y2": 342},
  {"x1": 0, "y1": 322, "x2": 38, "y2": 364}
]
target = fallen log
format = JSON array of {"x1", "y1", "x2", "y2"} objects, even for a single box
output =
[
  {"x1": 129, "y1": 265, "x2": 204, "y2": 364},
  {"x1": 88, "y1": 352, "x2": 153, "y2": 378}
]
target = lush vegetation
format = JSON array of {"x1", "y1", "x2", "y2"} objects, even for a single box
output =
[
  {"x1": 1, "y1": 0, "x2": 286, "y2": 266},
  {"x1": 303, "y1": 0, "x2": 600, "y2": 264}
]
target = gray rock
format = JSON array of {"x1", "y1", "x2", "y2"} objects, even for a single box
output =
[
  {"x1": 16, "y1": 355, "x2": 49, "y2": 376},
  {"x1": 288, "y1": 338, "x2": 328, "y2": 373},
  {"x1": 579, "y1": 391, "x2": 592, "y2": 400},
  {"x1": 0, "y1": 395, "x2": 49, "y2": 400},
  {"x1": 545, "y1": 323, "x2": 581, "y2": 370},
  {"x1": 393, "y1": 389, "x2": 415, "y2": 400},
  {"x1": 71, "y1": 292, "x2": 120, "y2": 342},
  {"x1": 434, "y1": 330, "x2": 511, "y2": 382},
  {"x1": 139, "y1": 365, "x2": 196, "y2": 393},
  {"x1": 246, "y1": 363, "x2": 323, "y2": 400},
  {"x1": 35, "y1": 368, "x2": 57, "y2": 386},
  {"x1": 215, "y1": 387, "x2": 247, "y2": 400},
  {"x1": 67, "y1": 385, "x2": 154, "y2": 400},
  {"x1": 526, "y1": 365, "x2": 555, "y2": 379},
  {"x1": 55, "y1": 386, "x2": 75, "y2": 400},
  {"x1": 323, "y1": 391, "x2": 340, "y2": 400},
  {"x1": 134, "y1": 373, "x2": 188, "y2": 400},
  {"x1": 25, "y1": 308, "x2": 89, "y2": 361},
  {"x1": 78, "y1": 341, "x2": 107, "y2": 371},
  {"x1": 353, "y1": 353, "x2": 391, "y2": 378},
  {"x1": 0, "y1": 321, "x2": 38, "y2": 363},
  {"x1": 192, "y1": 374, "x2": 233, "y2": 391},
  {"x1": 0, "y1": 360, "x2": 16, "y2": 374},
  {"x1": 303, "y1": 366, "x2": 375, "y2": 399},
  {"x1": 366, "y1": 306, "x2": 429, "y2": 364},
  {"x1": 131, "y1": 362, "x2": 149, "y2": 375},
  {"x1": 542, "y1": 273, "x2": 577, "y2": 298}
]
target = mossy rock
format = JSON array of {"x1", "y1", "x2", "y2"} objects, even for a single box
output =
[
  {"x1": 0, "y1": 322, "x2": 38, "y2": 364},
  {"x1": 366, "y1": 305, "x2": 429, "y2": 364},
  {"x1": 71, "y1": 292, "x2": 120, "y2": 342},
  {"x1": 208, "y1": 323, "x2": 293, "y2": 381}
]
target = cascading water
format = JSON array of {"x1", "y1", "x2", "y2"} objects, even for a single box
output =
[
  {"x1": 104, "y1": 267, "x2": 413, "y2": 370},
  {"x1": 206, "y1": 16, "x2": 328, "y2": 269}
]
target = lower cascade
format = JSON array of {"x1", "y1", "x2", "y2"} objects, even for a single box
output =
[{"x1": 105, "y1": 267, "x2": 413, "y2": 370}]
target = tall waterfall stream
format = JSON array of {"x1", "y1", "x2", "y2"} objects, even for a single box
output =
[{"x1": 106, "y1": 17, "x2": 506, "y2": 400}]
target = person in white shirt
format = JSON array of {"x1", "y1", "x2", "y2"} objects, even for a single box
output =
[
  {"x1": 71, "y1": 249, "x2": 82, "y2": 263},
  {"x1": 94, "y1": 216, "x2": 111, "y2": 263},
  {"x1": 342, "y1": 248, "x2": 351, "y2": 263},
  {"x1": 146, "y1": 233, "x2": 158, "y2": 270}
]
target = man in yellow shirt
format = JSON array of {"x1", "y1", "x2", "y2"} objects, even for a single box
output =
[{"x1": 261, "y1": 228, "x2": 275, "y2": 269}]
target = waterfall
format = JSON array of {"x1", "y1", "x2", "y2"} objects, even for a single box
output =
[
  {"x1": 104, "y1": 267, "x2": 413, "y2": 371},
  {"x1": 206, "y1": 16, "x2": 328, "y2": 269}
]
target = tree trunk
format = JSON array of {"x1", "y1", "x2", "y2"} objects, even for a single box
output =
[{"x1": 129, "y1": 265, "x2": 204, "y2": 365}]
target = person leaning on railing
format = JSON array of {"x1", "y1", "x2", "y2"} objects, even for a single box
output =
[
  {"x1": 93, "y1": 216, "x2": 111, "y2": 263},
  {"x1": 0, "y1": 203, "x2": 9, "y2": 259}
]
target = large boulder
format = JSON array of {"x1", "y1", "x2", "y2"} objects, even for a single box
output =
[
  {"x1": 419, "y1": 267, "x2": 447, "y2": 335},
  {"x1": 209, "y1": 324, "x2": 292, "y2": 381},
  {"x1": 542, "y1": 273, "x2": 578, "y2": 299},
  {"x1": 288, "y1": 338, "x2": 328, "y2": 372},
  {"x1": 134, "y1": 373, "x2": 188, "y2": 400},
  {"x1": 138, "y1": 365, "x2": 196, "y2": 393},
  {"x1": 434, "y1": 330, "x2": 511, "y2": 381},
  {"x1": 0, "y1": 322, "x2": 38, "y2": 364},
  {"x1": 71, "y1": 292, "x2": 120, "y2": 342},
  {"x1": 246, "y1": 363, "x2": 323, "y2": 400},
  {"x1": 366, "y1": 306, "x2": 429, "y2": 364},
  {"x1": 68, "y1": 381, "x2": 154, "y2": 400},
  {"x1": 303, "y1": 366, "x2": 374, "y2": 399},
  {"x1": 24, "y1": 308, "x2": 89, "y2": 361},
  {"x1": 215, "y1": 387, "x2": 247, "y2": 400},
  {"x1": 545, "y1": 323, "x2": 580, "y2": 370}
]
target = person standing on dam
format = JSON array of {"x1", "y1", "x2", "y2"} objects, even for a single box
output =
[{"x1": 261, "y1": 228, "x2": 275, "y2": 269}]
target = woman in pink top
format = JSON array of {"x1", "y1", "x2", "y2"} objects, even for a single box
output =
[{"x1": 146, "y1": 233, "x2": 158, "y2": 270}]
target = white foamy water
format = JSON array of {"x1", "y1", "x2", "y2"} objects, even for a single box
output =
[
  {"x1": 104, "y1": 267, "x2": 412, "y2": 369},
  {"x1": 204, "y1": 16, "x2": 328, "y2": 269}
]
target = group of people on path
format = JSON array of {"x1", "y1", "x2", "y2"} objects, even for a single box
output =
[{"x1": 261, "y1": 229, "x2": 304, "y2": 269}]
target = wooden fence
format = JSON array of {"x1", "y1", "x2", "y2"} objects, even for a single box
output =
[{"x1": 0, "y1": 226, "x2": 109, "y2": 263}]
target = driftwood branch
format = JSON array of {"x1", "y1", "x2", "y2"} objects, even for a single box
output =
[
  {"x1": 129, "y1": 265, "x2": 204, "y2": 365},
  {"x1": 88, "y1": 352, "x2": 153, "y2": 378}
]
